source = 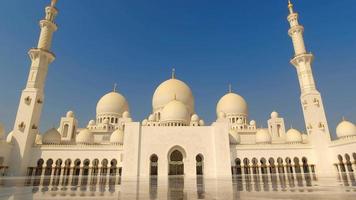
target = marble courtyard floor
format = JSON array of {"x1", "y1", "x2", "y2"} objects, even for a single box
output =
[{"x1": 0, "y1": 173, "x2": 355, "y2": 199}]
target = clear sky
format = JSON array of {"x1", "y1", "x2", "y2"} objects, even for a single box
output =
[{"x1": 0, "y1": 0, "x2": 355, "y2": 138}]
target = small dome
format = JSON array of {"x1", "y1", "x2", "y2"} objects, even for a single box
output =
[
  {"x1": 250, "y1": 120, "x2": 256, "y2": 126},
  {"x1": 216, "y1": 92, "x2": 248, "y2": 117},
  {"x1": 217, "y1": 111, "x2": 226, "y2": 119},
  {"x1": 148, "y1": 114, "x2": 155, "y2": 122},
  {"x1": 229, "y1": 129, "x2": 240, "y2": 144},
  {"x1": 255, "y1": 129, "x2": 271, "y2": 144},
  {"x1": 123, "y1": 111, "x2": 131, "y2": 118},
  {"x1": 237, "y1": 118, "x2": 243, "y2": 124},
  {"x1": 161, "y1": 100, "x2": 189, "y2": 123},
  {"x1": 6, "y1": 131, "x2": 14, "y2": 144},
  {"x1": 152, "y1": 78, "x2": 194, "y2": 114},
  {"x1": 271, "y1": 111, "x2": 279, "y2": 119},
  {"x1": 103, "y1": 118, "x2": 109, "y2": 124},
  {"x1": 191, "y1": 114, "x2": 199, "y2": 122},
  {"x1": 110, "y1": 129, "x2": 124, "y2": 144},
  {"x1": 42, "y1": 128, "x2": 61, "y2": 144},
  {"x1": 88, "y1": 120, "x2": 95, "y2": 126},
  {"x1": 336, "y1": 120, "x2": 356, "y2": 138},
  {"x1": 76, "y1": 129, "x2": 94, "y2": 144},
  {"x1": 286, "y1": 128, "x2": 303, "y2": 143},
  {"x1": 199, "y1": 120, "x2": 205, "y2": 126},
  {"x1": 142, "y1": 119, "x2": 148, "y2": 126},
  {"x1": 66, "y1": 111, "x2": 75, "y2": 118},
  {"x1": 96, "y1": 92, "x2": 129, "y2": 116}
]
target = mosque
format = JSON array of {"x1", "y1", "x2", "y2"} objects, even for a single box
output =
[{"x1": 0, "y1": 0, "x2": 355, "y2": 184}]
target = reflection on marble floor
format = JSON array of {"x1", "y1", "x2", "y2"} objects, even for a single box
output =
[{"x1": 0, "y1": 173, "x2": 356, "y2": 199}]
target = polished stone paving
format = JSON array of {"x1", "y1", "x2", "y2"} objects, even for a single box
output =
[{"x1": 0, "y1": 173, "x2": 355, "y2": 199}]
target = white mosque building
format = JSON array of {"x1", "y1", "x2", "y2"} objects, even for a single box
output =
[{"x1": 0, "y1": 0, "x2": 355, "y2": 183}]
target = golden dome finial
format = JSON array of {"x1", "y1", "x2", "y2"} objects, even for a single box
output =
[
  {"x1": 171, "y1": 68, "x2": 176, "y2": 79},
  {"x1": 51, "y1": 0, "x2": 58, "y2": 7},
  {"x1": 113, "y1": 83, "x2": 117, "y2": 92},
  {"x1": 288, "y1": 0, "x2": 294, "y2": 14}
]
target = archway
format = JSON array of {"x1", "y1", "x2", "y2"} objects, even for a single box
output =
[
  {"x1": 150, "y1": 154, "x2": 158, "y2": 176},
  {"x1": 196, "y1": 154, "x2": 203, "y2": 175},
  {"x1": 169, "y1": 150, "x2": 184, "y2": 175},
  {"x1": 235, "y1": 158, "x2": 242, "y2": 175}
]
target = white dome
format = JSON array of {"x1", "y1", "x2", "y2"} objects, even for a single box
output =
[
  {"x1": 42, "y1": 128, "x2": 61, "y2": 144},
  {"x1": 142, "y1": 119, "x2": 148, "y2": 126},
  {"x1": 88, "y1": 120, "x2": 95, "y2": 126},
  {"x1": 152, "y1": 78, "x2": 194, "y2": 114},
  {"x1": 96, "y1": 92, "x2": 129, "y2": 116},
  {"x1": 103, "y1": 118, "x2": 109, "y2": 124},
  {"x1": 66, "y1": 111, "x2": 75, "y2": 118},
  {"x1": 250, "y1": 120, "x2": 256, "y2": 126},
  {"x1": 148, "y1": 114, "x2": 155, "y2": 122},
  {"x1": 336, "y1": 120, "x2": 356, "y2": 138},
  {"x1": 229, "y1": 129, "x2": 240, "y2": 144},
  {"x1": 161, "y1": 100, "x2": 190, "y2": 123},
  {"x1": 76, "y1": 129, "x2": 94, "y2": 144},
  {"x1": 110, "y1": 129, "x2": 124, "y2": 144},
  {"x1": 123, "y1": 111, "x2": 131, "y2": 118},
  {"x1": 271, "y1": 111, "x2": 279, "y2": 119},
  {"x1": 286, "y1": 128, "x2": 303, "y2": 143},
  {"x1": 191, "y1": 114, "x2": 199, "y2": 122},
  {"x1": 6, "y1": 131, "x2": 14, "y2": 144},
  {"x1": 199, "y1": 120, "x2": 205, "y2": 126},
  {"x1": 255, "y1": 129, "x2": 271, "y2": 144},
  {"x1": 216, "y1": 92, "x2": 248, "y2": 117},
  {"x1": 237, "y1": 118, "x2": 243, "y2": 124}
]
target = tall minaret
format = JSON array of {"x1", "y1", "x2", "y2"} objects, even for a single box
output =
[
  {"x1": 287, "y1": 1, "x2": 330, "y2": 137},
  {"x1": 9, "y1": 0, "x2": 59, "y2": 175}
]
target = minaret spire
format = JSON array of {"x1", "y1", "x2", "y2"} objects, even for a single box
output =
[
  {"x1": 286, "y1": 1, "x2": 330, "y2": 137},
  {"x1": 288, "y1": 0, "x2": 294, "y2": 14},
  {"x1": 9, "y1": 0, "x2": 59, "y2": 176}
]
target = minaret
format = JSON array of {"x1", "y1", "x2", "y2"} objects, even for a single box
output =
[
  {"x1": 9, "y1": 0, "x2": 59, "y2": 175},
  {"x1": 287, "y1": 1, "x2": 330, "y2": 137}
]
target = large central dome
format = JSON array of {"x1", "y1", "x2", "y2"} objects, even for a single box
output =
[
  {"x1": 96, "y1": 91, "x2": 129, "y2": 116},
  {"x1": 152, "y1": 78, "x2": 194, "y2": 114}
]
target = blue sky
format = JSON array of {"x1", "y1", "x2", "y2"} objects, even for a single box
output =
[{"x1": 0, "y1": 0, "x2": 355, "y2": 138}]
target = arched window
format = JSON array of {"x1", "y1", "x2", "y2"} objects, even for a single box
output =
[
  {"x1": 63, "y1": 124, "x2": 69, "y2": 137},
  {"x1": 196, "y1": 154, "x2": 204, "y2": 175},
  {"x1": 44, "y1": 159, "x2": 53, "y2": 176},
  {"x1": 35, "y1": 159, "x2": 44, "y2": 176},
  {"x1": 285, "y1": 157, "x2": 293, "y2": 174},
  {"x1": 73, "y1": 159, "x2": 81, "y2": 176},
  {"x1": 243, "y1": 158, "x2": 250, "y2": 174},
  {"x1": 260, "y1": 158, "x2": 267, "y2": 174},
  {"x1": 82, "y1": 159, "x2": 90, "y2": 176},
  {"x1": 252, "y1": 158, "x2": 259, "y2": 174},
  {"x1": 150, "y1": 154, "x2": 158, "y2": 176},
  {"x1": 293, "y1": 157, "x2": 301, "y2": 173},
  {"x1": 277, "y1": 157, "x2": 284, "y2": 174},
  {"x1": 110, "y1": 159, "x2": 118, "y2": 176},
  {"x1": 338, "y1": 154, "x2": 346, "y2": 172},
  {"x1": 234, "y1": 158, "x2": 242, "y2": 175},
  {"x1": 169, "y1": 150, "x2": 184, "y2": 175},
  {"x1": 302, "y1": 157, "x2": 309, "y2": 173},
  {"x1": 345, "y1": 154, "x2": 353, "y2": 172},
  {"x1": 269, "y1": 158, "x2": 276, "y2": 174},
  {"x1": 101, "y1": 159, "x2": 108, "y2": 175}
]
